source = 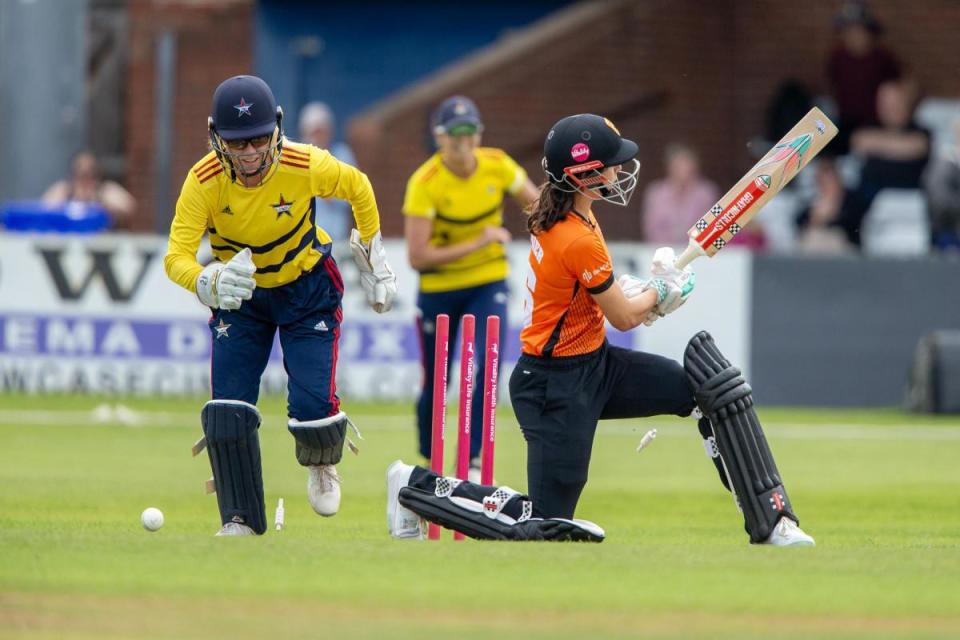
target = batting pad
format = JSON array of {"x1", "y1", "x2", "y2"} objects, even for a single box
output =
[
  {"x1": 288, "y1": 412, "x2": 347, "y2": 466},
  {"x1": 398, "y1": 476, "x2": 605, "y2": 542},
  {"x1": 202, "y1": 400, "x2": 267, "y2": 534},
  {"x1": 684, "y1": 331, "x2": 798, "y2": 543}
]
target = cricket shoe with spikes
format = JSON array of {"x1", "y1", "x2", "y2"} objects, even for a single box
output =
[
  {"x1": 764, "y1": 517, "x2": 815, "y2": 547},
  {"x1": 307, "y1": 464, "x2": 341, "y2": 516},
  {"x1": 215, "y1": 521, "x2": 255, "y2": 537}
]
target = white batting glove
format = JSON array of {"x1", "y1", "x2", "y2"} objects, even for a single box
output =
[
  {"x1": 617, "y1": 274, "x2": 664, "y2": 326},
  {"x1": 196, "y1": 247, "x2": 257, "y2": 310},
  {"x1": 350, "y1": 229, "x2": 398, "y2": 313},
  {"x1": 648, "y1": 246, "x2": 695, "y2": 317}
]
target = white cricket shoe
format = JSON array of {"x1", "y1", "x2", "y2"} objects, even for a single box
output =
[
  {"x1": 307, "y1": 464, "x2": 341, "y2": 517},
  {"x1": 215, "y1": 521, "x2": 255, "y2": 536},
  {"x1": 765, "y1": 517, "x2": 815, "y2": 547},
  {"x1": 386, "y1": 460, "x2": 424, "y2": 539}
]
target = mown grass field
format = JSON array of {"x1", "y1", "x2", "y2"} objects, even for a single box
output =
[{"x1": 1, "y1": 393, "x2": 959, "y2": 639}]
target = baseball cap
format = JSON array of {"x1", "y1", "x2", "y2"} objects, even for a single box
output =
[
  {"x1": 211, "y1": 75, "x2": 279, "y2": 141},
  {"x1": 431, "y1": 96, "x2": 482, "y2": 135},
  {"x1": 542, "y1": 114, "x2": 638, "y2": 183}
]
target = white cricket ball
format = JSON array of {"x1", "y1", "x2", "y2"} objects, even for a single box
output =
[{"x1": 141, "y1": 507, "x2": 164, "y2": 532}]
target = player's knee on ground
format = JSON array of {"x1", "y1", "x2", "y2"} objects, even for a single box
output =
[
  {"x1": 398, "y1": 466, "x2": 604, "y2": 542},
  {"x1": 202, "y1": 400, "x2": 267, "y2": 534},
  {"x1": 288, "y1": 412, "x2": 348, "y2": 466},
  {"x1": 684, "y1": 331, "x2": 798, "y2": 543}
]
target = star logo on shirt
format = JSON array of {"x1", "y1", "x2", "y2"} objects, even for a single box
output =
[
  {"x1": 234, "y1": 98, "x2": 253, "y2": 117},
  {"x1": 214, "y1": 318, "x2": 231, "y2": 339},
  {"x1": 271, "y1": 194, "x2": 294, "y2": 219}
]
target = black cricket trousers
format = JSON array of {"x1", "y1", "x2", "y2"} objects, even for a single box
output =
[{"x1": 509, "y1": 341, "x2": 695, "y2": 519}]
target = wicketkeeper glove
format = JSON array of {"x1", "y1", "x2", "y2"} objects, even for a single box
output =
[
  {"x1": 349, "y1": 229, "x2": 398, "y2": 313},
  {"x1": 196, "y1": 247, "x2": 257, "y2": 310}
]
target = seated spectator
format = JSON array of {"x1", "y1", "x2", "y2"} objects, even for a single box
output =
[
  {"x1": 641, "y1": 144, "x2": 719, "y2": 245},
  {"x1": 642, "y1": 144, "x2": 764, "y2": 249},
  {"x1": 826, "y1": 1, "x2": 901, "y2": 155},
  {"x1": 846, "y1": 80, "x2": 931, "y2": 244},
  {"x1": 795, "y1": 159, "x2": 856, "y2": 254},
  {"x1": 42, "y1": 151, "x2": 136, "y2": 229},
  {"x1": 298, "y1": 101, "x2": 356, "y2": 244},
  {"x1": 923, "y1": 117, "x2": 960, "y2": 250}
]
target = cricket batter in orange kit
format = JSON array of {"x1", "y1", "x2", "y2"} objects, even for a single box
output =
[
  {"x1": 387, "y1": 114, "x2": 814, "y2": 546},
  {"x1": 165, "y1": 75, "x2": 397, "y2": 536}
]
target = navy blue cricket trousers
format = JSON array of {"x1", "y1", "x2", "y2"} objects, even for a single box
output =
[
  {"x1": 415, "y1": 279, "x2": 508, "y2": 460},
  {"x1": 209, "y1": 256, "x2": 344, "y2": 422}
]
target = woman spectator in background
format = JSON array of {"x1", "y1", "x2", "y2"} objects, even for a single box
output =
[
  {"x1": 42, "y1": 151, "x2": 136, "y2": 230},
  {"x1": 641, "y1": 144, "x2": 718, "y2": 245}
]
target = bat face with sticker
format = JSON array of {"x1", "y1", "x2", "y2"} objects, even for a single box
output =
[{"x1": 675, "y1": 108, "x2": 838, "y2": 269}]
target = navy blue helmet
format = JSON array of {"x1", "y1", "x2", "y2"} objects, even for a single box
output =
[{"x1": 208, "y1": 75, "x2": 284, "y2": 183}]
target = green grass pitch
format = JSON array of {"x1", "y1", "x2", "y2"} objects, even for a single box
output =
[{"x1": 1, "y1": 393, "x2": 959, "y2": 639}]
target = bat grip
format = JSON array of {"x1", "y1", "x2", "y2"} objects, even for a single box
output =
[{"x1": 674, "y1": 242, "x2": 701, "y2": 269}]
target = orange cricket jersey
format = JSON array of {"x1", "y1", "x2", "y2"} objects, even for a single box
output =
[{"x1": 519, "y1": 209, "x2": 614, "y2": 357}]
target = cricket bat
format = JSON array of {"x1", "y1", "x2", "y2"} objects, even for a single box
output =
[{"x1": 675, "y1": 107, "x2": 838, "y2": 269}]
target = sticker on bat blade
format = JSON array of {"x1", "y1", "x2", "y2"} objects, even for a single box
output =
[
  {"x1": 693, "y1": 174, "x2": 771, "y2": 248},
  {"x1": 752, "y1": 133, "x2": 812, "y2": 189}
]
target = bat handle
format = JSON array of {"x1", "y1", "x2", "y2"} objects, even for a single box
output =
[{"x1": 674, "y1": 242, "x2": 702, "y2": 270}]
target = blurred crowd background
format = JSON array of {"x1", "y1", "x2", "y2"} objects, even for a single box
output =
[{"x1": 1, "y1": 0, "x2": 959, "y2": 254}]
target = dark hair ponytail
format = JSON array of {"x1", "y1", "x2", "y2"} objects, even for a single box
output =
[{"x1": 526, "y1": 182, "x2": 573, "y2": 235}]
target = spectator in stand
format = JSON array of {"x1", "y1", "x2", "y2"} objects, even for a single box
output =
[
  {"x1": 846, "y1": 79, "x2": 931, "y2": 245},
  {"x1": 299, "y1": 101, "x2": 356, "y2": 244},
  {"x1": 641, "y1": 143, "x2": 763, "y2": 249},
  {"x1": 826, "y1": 1, "x2": 901, "y2": 155},
  {"x1": 42, "y1": 151, "x2": 136, "y2": 229},
  {"x1": 795, "y1": 159, "x2": 856, "y2": 254},
  {"x1": 923, "y1": 117, "x2": 960, "y2": 250},
  {"x1": 641, "y1": 144, "x2": 718, "y2": 245}
]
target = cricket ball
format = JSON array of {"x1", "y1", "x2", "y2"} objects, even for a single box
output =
[{"x1": 141, "y1": 507, "x2": 164, "y2": 532}]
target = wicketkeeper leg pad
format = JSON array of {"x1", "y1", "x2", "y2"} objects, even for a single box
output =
[
  {"x1": 684, "y1": 331, "x2": 798, "y2": 543},
  {"x1": 288, "y1": 412, "x2": 347, "y2": 466},
  {"x1": 201, "y1": 400, "x2": 267, "y2": 534},
  {"x1": 398, "y1": 472, "x2": 605, "y2": 542}
]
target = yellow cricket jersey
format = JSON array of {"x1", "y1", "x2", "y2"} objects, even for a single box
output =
[
  {"x1": 402, "y1": 147, "x2": 526, "y2": 293},
  {"x1": 164, "y1": 139, "x2": 380, "y2": 291}
]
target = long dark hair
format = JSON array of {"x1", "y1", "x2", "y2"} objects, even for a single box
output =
[{"x1": 526, "y1": 182, "x2": 574, "y2": 235}]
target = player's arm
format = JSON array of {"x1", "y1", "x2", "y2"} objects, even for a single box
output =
[
  {"x1": 592, "y1": 281, "x2": 659, "y2": 332},
  {"x1": 315, "y1": 153, "x2": 381, "y2": 242},
  {"x1": 164, "y1": 172, "x2": 210, "y2": 292},
  {"x1": 401, "y1": 169, "x2": 507, "y2": 272},
  {"x1": 850, "y1": 127, "x2": 929, "y2": 160},
  {"x1": 502, "y1": 152, "x2": 539, "y2": 212},
  {"x1": 404, "y1": 216, "x2": 508, "y2": 272}
]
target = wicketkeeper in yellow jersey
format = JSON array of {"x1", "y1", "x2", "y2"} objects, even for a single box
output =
[
  {"x1": 164, "y1": 75, "x2": 397, "y2": 536},
  {"x1": 403, "y1": 96, "x2": 538, "y2": 475}
]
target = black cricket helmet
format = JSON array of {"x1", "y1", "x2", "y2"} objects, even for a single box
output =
[
  {"x1": 208, "y1": 75, "x2": 284, "y2": 184},
  {"x1": 542, "y1": 114, "x2": 640, "y2": 206}
]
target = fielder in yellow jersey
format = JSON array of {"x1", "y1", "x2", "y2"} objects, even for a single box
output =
[
  {"x1": 164, "y1": 75, "x2": 397, "y2": 537},
  {"x1": 403, "y1": 95, "x2": 539, "y2": 467}
]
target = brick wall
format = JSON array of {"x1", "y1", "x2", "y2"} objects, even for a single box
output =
[
  {"x1": 349, "y1": 0, "x2": 960, "y2": 240},
  {"x1": 126, "y1": 0, "x2": 252, "y2": 231}
]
